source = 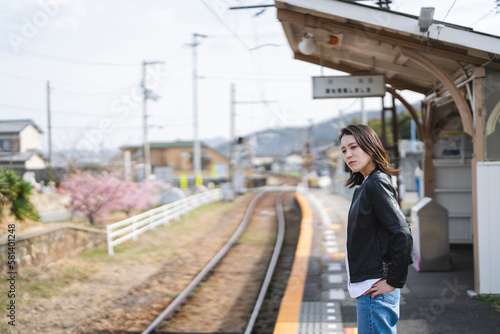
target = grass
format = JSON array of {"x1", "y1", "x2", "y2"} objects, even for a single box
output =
[
  {"x1": 238, "y1": 225, "x2": 276, "y2": 244},
  {"x1": 80, "y1": 248, "x2": 110, "y2": 258},
  {"x1": 0, "y1": 263, "x2": 97, "y2": 311},
  {"x1": 189, "y1": 306, "x2": 205, "y2": 313},
  {"x1": 280, "y1": 172, "x2": 304, "y2": 179},
  {"x1": 474, "y1": 294, "x2": 500, "y2": 312},
  {"x1": 0, "y1": 194, "x2": 251, "y2": 326}
]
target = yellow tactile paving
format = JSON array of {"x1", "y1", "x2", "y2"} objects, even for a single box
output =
[
  {"x1": 330, "y1": 252, "x2": 346, "y2": 260},
  {"x1": 273, "y1": 192, "x2": 313, "y2": 334}
]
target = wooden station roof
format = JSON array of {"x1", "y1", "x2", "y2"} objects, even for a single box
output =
[{"x1": 275, "y1": 0, "x2": 500, "y2": 96}]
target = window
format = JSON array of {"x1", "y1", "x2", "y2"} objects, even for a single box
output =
[
  {"x1": 10, "y1": 139, "x2": 20, "y2": 152},
  {"x1": 0, "y1": 140, "x2": 11, "y2": 152}
]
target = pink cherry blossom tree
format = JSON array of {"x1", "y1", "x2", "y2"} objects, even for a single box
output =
[
  {"x1": 60, "y1": 171, "x2": 125, "y2": 225},
  {"x1": 118, "y1": 179, "x2": 164, "y2": 215},
  {"x1": 60, "y1": 171, "x2": 166, "y2": 224}
]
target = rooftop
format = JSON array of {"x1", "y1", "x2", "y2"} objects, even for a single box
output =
[{"x1": 0, "y1": 119, "x2": 43, "y2": 134}]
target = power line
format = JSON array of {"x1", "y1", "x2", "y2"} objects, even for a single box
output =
[
  {"x1": 437, "y1": 1, "x2": 492, "y2": 15},
  {"x1": 52, "y1": 84, "x2": 138, "y2": 97},
  {"x1": 199, "y1": 74, "x2": 309, "y2": 82},
  {"x1": 0, "y1": 70, "x2": 138, "y2": 88},
  {"x1": 471, "y1": 8, "x2": 497, "y2": 26},
  {"x1": 0, "y1": 102, "x2": 136, "y2": 117},
  {"x1": 0, "y1": 43, "x2": 137, "y2": 67},
  {"x1": 0, "y1": 102, "x2": 196, "y2": 126},
  {"x1": 40, "y1": 122, "x2": 193, "y2": 131},
  {"x1": 198, "y1": 0, "x2": 252, "y2": 50},
  {"x1": 442, "y1": 0, "x2": 459, "y2": 22}
]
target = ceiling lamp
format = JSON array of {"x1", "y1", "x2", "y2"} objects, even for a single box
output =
[
  {"x1": 418, "y1": 7, "x2": 435, "y2": 33},
  {"x1": 298, "y1": 32, "x2": 317, "y2": 55}
]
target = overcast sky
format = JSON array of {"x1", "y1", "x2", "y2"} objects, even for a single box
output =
[{"x1": 1, "y1": 0, "x2": 499, "y2": 153}]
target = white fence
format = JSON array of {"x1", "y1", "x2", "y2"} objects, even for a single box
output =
[{"x1": 106, "y1": 189, "x2": 222, "y2": 255}]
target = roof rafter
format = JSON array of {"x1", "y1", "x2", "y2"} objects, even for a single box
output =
[{"x1": 277, "y1": 9, "x2": 500, "y2": 70}]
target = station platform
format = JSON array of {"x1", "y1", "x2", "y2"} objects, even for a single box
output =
[{"x1": 273, "y1": 187, "x2": 500, "y2": 334}]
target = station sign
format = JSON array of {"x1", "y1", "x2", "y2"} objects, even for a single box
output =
[{"x1": 312, "y1": 74, "x2": 386, "y2": 99}]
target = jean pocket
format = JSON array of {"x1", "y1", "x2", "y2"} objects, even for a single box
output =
[{"x1": 381, "y1": 291, "x2": 399, "y2": 305}]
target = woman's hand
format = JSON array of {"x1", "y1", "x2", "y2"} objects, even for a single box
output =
[{"x1": 363, "y1": 279, "x2": 396, "y2": 298}]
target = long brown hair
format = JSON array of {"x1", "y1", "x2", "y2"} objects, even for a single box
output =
[{"x1": 339, "y1": 124, "x2": 398, "y2": 188}]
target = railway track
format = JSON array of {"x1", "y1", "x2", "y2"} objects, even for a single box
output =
[{"x1": 142, "y1": 189, "x2": 292, "y2": 334}]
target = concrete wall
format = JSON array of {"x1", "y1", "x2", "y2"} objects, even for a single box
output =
[
  {"x1": 25, "y1": 154, "x2": 46, "y2": 170},
  {"x1": 0, "y1": 224, "x2": 106, "y2": 274}
]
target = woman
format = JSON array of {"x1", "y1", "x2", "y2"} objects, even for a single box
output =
[{"x1": 340, "y1": 124, "x2": 413, "y2": 334}]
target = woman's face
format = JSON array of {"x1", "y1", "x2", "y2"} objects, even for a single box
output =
[{"x1": 340, "y1": 134, "x2": 374, "y2": 178}]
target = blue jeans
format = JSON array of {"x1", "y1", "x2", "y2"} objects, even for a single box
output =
[{"x1": 356, "y1": 289, "x2": 400, "y2": 334}]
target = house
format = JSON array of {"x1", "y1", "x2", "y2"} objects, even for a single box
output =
[
  {"x1": 120, "y1": 140, "x2": 230, "y2": 179},
  {"x1": 0, "y1": 119, "x2": 46, "y2": 170}
]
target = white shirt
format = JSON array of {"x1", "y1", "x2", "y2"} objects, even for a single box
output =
[
  {"x1": 345, "y1": 173, "x2": 381, "y2": 298},
  {"x1": 345, "y1": 247, "x2": 381, "y2": 298}
]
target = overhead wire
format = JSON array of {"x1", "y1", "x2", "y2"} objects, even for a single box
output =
[
  {"x1": 0, "y1": 102, "x2": 195, "y2": 126},
  {"x1": 441, "y1": 0, "x2": 459, "y2": 22},
  {"x1": 0, "y1": 70, "x2": 138, "y2": 89},
  {"x1": 0, "y1": 102, "x2": 139, "y2": 117},
  {"x1": 0, "y1": 43, "x2": 137, "y2": 67},
  {"x1": 52, "y1": 84, "x2": 138, "y2": 97},
  {"x1": 198, "y1": 0, "x2": 252, "y2": 50},
  {"x1": 470, "y1": 8, "x2": 497, "y2": 26}
]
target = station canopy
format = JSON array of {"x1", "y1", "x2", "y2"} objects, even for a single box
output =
[{"x1": 275, "y1": 0, "x2": 500, "y2": 95}]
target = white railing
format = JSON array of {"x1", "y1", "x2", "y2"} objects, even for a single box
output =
[{"x1": 106, "y1": 189, "x2": 222, "y2": 255}]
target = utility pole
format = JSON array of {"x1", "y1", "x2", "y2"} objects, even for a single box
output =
[
  {"x1": 192, "y1": 33, "x2": 206, "y2": 179},
  {"x1": 230, "y1": 83, "x2": 236, "y2": 185},
  {"x1": 361, "y1": 98, "x2": 367, "y2": 125},
  {"x1": 46, "y1": 81, "x2": 53, "y2": 170},
  {"x1": 142, "y1": 60, "x2": 164, "y2": 180},
  {"x1": 229, "y1": 83, "x2": 277, "y2": 193}
]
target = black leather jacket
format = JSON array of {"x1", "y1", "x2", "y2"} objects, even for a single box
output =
[{"x1": 346, "y1": 170, "x2": 413, "y2": 289}]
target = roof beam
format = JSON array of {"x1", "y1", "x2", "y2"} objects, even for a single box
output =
[
  {"x1": 386, "y1": 87, "x2": 424, "y2": 140},
  {"x1": 294, "y1": 52, "x2": 430, "y2": 94},
  {"x1": 401, "y1": 48, "x2": 474, "y2": 136},
  {"x1": 324, "y1": 47, "x2": 435, "y2": 84},
  {"x1": 277, "y1": 9, "x2": 500, "y2": 69}
]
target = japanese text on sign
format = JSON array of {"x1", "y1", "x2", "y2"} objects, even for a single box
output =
[{"x1": 312, "y1": 75, "x2": 386, "y2": 99}]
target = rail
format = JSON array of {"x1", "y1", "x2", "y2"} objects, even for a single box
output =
[
  {"x1": 244, "y1": 191, "x2": 286, "y2": 334},
  {"x1": 106, "y1": 189, "x2": 222, "y2": 255},
  {"x1": 141, "y1": 190, "x2": 270, "y2": 334}
]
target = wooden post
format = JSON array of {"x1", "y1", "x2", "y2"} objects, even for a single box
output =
[
  {"x1": 422, "y1": 102, "x2": 435, "y2": 198},
  {"x1": 471, "y1": 66, "x2": 486, "y2": 293}
]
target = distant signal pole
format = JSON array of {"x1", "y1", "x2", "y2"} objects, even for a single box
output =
[
  {"x1": 191, "y1": 33, "x2": 206, "y2": 179},
  {"x1": 142, "y1": 60, "x2": 164, "y2": 179},
  {"x1": 46, "y1": 81, "x2": 53, "y2": 171}
]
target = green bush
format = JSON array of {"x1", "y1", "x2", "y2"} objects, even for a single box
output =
[{"x1": 0, "y1": 168, "x2": 40, "y2": 222}]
